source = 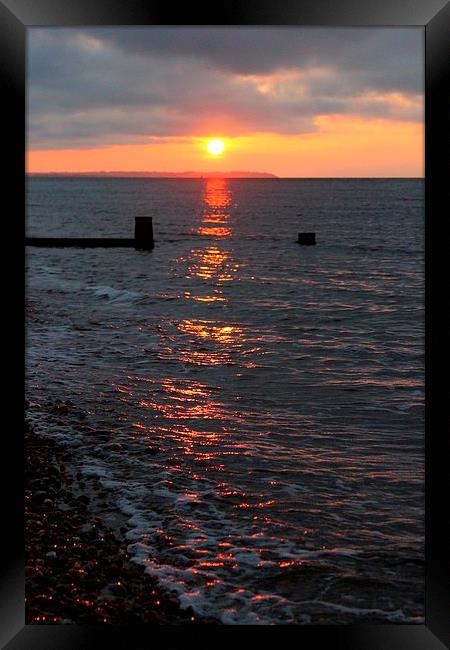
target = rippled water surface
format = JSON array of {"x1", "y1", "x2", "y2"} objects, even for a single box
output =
[{"x1": 26, "y1": 177, "x2": 424, "y2": 624}]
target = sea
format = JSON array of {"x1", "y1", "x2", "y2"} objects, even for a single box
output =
[{"x1": 25, "y1": 177, "x2": 425, "y2": 624}]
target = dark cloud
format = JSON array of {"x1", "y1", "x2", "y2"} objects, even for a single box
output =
[
  {"x1": 98, "y1": 27, "x2": 423, "y2": 91},
  {"x1": 27, "y1": 27, "x2": 423, "y2": 149}
]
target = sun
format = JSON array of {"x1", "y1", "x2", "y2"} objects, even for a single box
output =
[{"x1": 207, "y1": 139, "x2": 225, "y2": 156}]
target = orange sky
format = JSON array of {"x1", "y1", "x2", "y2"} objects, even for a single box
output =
[
  {"x1": 27, "y1": 117, "x2": 423, "y2": 178},
  {"x1": 27, "y1": 28, "x2": 424, "y2": 177}
]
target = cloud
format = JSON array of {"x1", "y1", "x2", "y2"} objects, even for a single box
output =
[
  {"x1": 98, "y1": 27, "x2": 423, "y2": 91},
  {"x1": 27, "y1": 27, "x2": 423, "y2": 150}
]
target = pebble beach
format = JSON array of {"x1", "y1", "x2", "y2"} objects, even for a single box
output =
[{"x1": 25, "y1": 400, "x2": 218, "y2": 625}]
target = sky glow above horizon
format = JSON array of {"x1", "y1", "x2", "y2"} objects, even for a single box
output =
[{"x1": 27, "y1": 27, "x2": 424, "y2": 177}]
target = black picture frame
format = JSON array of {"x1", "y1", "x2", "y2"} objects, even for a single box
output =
[{"x1": 1, "y1": 0, "x2": 448, "y2": 647}]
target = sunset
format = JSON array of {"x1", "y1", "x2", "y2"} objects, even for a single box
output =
[
  {"x1": 26, "y1": 26, "x2": 424, "y2": 627},
  {"x1": 207, "y1": 139, "x2": 226, "y2": 156},
  {"x1": 27, "y1": 27, "x2": 423, "y2": 177}
]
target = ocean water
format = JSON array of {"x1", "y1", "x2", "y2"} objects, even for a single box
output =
[{"x1": 26, "y1": 177, "x2": 425, "y2": 624}]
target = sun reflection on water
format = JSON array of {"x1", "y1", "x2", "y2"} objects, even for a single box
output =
[
  {"x1": 155, "y1": 318, "x2": 261, "y2": 368},
  {"x1": 140, "y1": 378, "x2": 224, "y2": 421},
  {"x1": 197, "y1": 178, "x2": 232, "y2": 237},
  {"x1": 107, "y1": 179, "x2": 286, "y2": 603},
  {"x1": 203, "y1": 177, "x2": 232, "y2": 213},
  {"x1": 187, "y1": 246, "x2": 237, "y2": 282},
  {"x1": 180, "y1": 178, "x2": 239, "y2": 303},
  {"x1": 177, "y1": 320, "x2": 243, "y2": 345}
]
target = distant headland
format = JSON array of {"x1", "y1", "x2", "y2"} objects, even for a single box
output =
[{"x1": 28, "y1": 171, "x2": 278, "y2": 179}]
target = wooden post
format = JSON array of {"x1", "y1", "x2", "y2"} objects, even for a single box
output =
[
  {"x1": 135, "y1": 217, "x2": 154, "y2": 250},
  {"x1": 297, "y1": 232, "x2": 316, "y2": 245}
]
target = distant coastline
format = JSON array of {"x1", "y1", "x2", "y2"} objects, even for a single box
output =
[
  {"x1": 26, "y1": 173, "x2": 423, "y2": 180},
  {"x1": 28, "y1": 171, "x2": 278, "y2": 179}
]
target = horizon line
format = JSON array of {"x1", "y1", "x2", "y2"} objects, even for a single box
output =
[{"x1": 27, "y1": 172, "x2": 424, "y2": 179}]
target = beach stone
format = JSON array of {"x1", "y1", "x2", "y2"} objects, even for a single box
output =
[
  {"x1": 79, "y1": 523, "x2": 93, "y2": 534},
  {"x1": 121, "y1": 611, "x2": 141, "y2": 623},
  {"x1": 26, "y1": 565, "x2": 43, "y2": 578},
  {"x1": 108, "y1": 584, "x2": 127, "y2": 597}
]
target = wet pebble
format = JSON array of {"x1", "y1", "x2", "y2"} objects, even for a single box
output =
[{"x1": 25, "y1": 423, "x2": 220, "y2": 625}]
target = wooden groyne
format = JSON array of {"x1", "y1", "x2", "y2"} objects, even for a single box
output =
[
  {"x1": 26, "y1": 217, "x2": 154, "y2": 250},
  {"x1": 25, "y1": 237, "x2": 136, "y2": 248},
  {"x1": 297, "y1": 232, "x2": 316, "y2": 245}
]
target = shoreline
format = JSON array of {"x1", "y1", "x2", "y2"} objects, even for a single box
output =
[
  {"x1": 25, "y1": 411, "x2": 219, "y2": 625},
  {"x1": 24, "y1": 399, "x2": 424, "y2": 625}
]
